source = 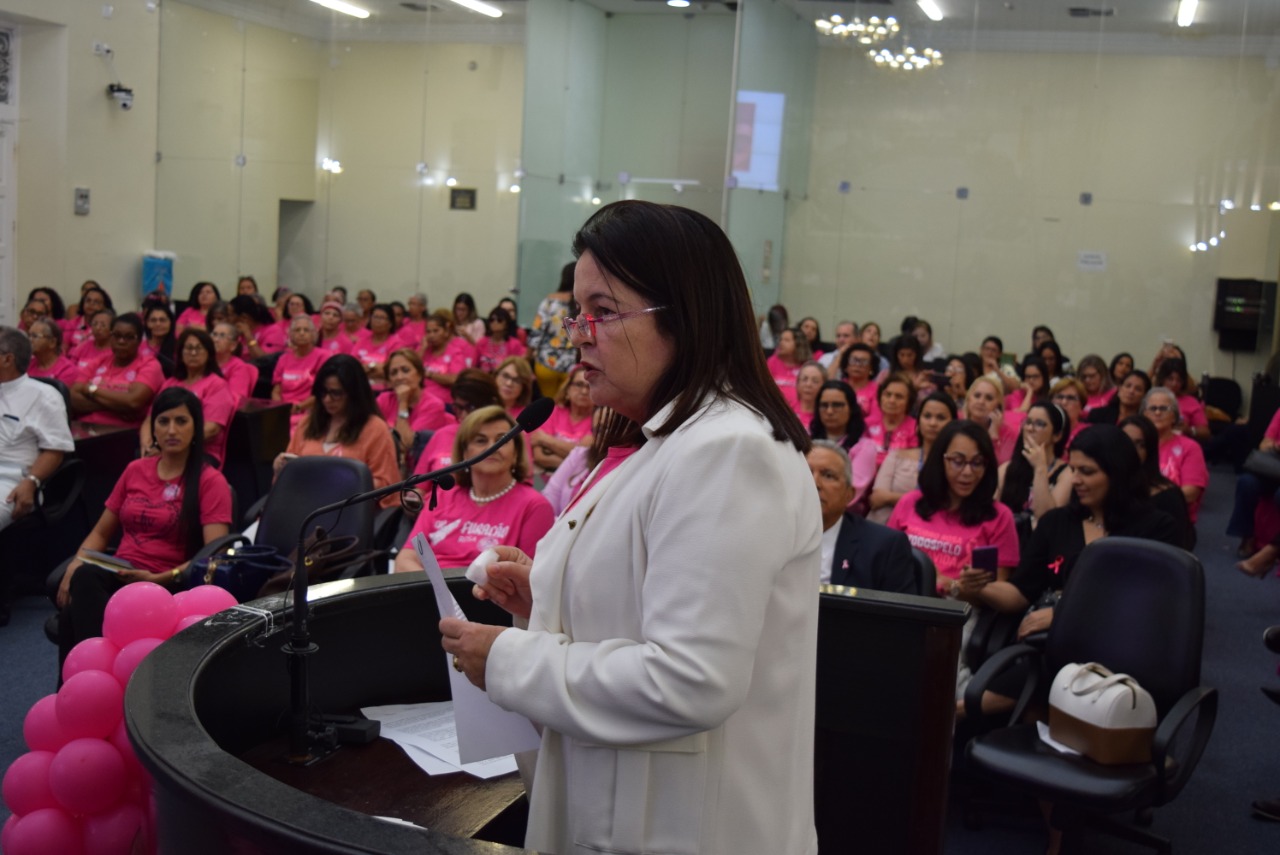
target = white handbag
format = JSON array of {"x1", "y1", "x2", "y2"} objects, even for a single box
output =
[{"x1": 1048, "y1": 662, "x2": 1157, "y2": 765}]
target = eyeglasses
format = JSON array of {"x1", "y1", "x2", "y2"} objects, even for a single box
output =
[
  {"x1": 497, "y1": 372, "x2": 522, "y2": 384},
  {"x1": 847, "y1": 357, "x2": 871, "y2": 367},
  {"x1": 568, "y1": 381, "x2": 590, "y2": 391},
  {"x1": 561, "y1": 306, "x2": 668, "y2": 339},
  {"x1": 320, "y1": 388, "x2": 347, "y2": 399},
  {"x1": 1144, "y1": 404, "x2": 1173, "y2": 415},
  {"x1": 818, "y1": 401, "x2": 848, "y2": 410},
  {"x1": 1052, "y1": 393, "x2": 1080, "y2": 404},
  {"x1": 943, "y1": 454, "x2": 988, "y2": 472},
  {"x1": 1079, "y1": 371, "x2": 1099, "y2": 381},
  {"x1": 182, "y1": 345, "x2": 206, "y2": 354},
  {"x1": 453, "y1": 401, "x2": 476, "y2": 415},
  {"x1": 1025, "y1": 418, "x2": 1051, "y2": 431},
  {"x1": 211, "y1": 331, "x2": 234, "y2": 340}
]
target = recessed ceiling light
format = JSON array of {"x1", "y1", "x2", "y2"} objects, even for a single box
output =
[{"x1": 309, "y1": 0, "x2": 370, "y2": 19}]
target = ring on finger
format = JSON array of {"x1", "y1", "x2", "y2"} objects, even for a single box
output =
[{"x1": 452, "y1": 655, "x2": 463, "y2": 672}]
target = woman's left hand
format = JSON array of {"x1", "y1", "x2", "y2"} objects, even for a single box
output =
[
  {"x1": 439, "y1": 618, "x2": 507, "y2": 690},
  {"x1": 1017, "y1": 606, "x2": 1053, "y2": 639}
]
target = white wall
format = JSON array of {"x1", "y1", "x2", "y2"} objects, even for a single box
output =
[{"x1": 783, "y1": 48, "x2": 1280, "y2": 388}]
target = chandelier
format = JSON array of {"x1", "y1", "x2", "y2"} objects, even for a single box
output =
[
  {"x1": 870, "y1": 44, "x2": 943, "y2": 71},
  {"x1": 814, "y1": 15, "x2": 900, "y2": 46}
]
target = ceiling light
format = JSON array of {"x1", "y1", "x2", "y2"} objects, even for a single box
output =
[
  {"x1": 509, "y1": 184, "x2": 521, "y2": 194},
  {"x1": 1270, "y1": 202, "x2": 1280, "y2": 211},
  {"x1": 667, "y1": 0, "x2": 691, "y2": 6},
  {"x1": 815, "y1": 15, "x2": 899, "y2": 46},
  {"x1": 1188, "y1": 244, "x2": 1199, "y2": 252},
  {"x1": 308, "y1": 0, "x2": 370, "y2": 18},
  {"x1": 321, "y1": 157, "x2": 343, "y2": 174},
  {"x1": 917, "y1": 0, "x2": 944, "y2": 22},
  {"x1": 444, "y1": 0, "x2": 502, "y2": 17},
  {"x1": 1196, "y1": 242, "x2": 1208, "y2": 251},
  {"x1": 1209, "y1": 236, "x2": 1219, "y2": 246},
  {"x1": 1176, "y1": 0, "x2": 1197, "y2": 28},
  {"x1": 1251, "y1": 204, "x2": 1262, "y2": 211},
  {"x1": 1220, "y1": 199, "x2": 1235, "y2": 210}
]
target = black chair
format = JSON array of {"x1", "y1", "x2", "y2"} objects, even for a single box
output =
[
  {"x1": 909, "y1": 547, "x2": 937, "y2": 597},
  {"x1": 1201, "y1": 376, "x2": 1242, "y2": 424},
  {"x1": 964, "y1": 538, "x2": 1217, "y2": 853}
]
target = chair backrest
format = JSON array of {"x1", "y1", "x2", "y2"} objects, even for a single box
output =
[
  {"x1": 910, "y1": 547, "x2": 937, "y2": 597},
  {"x1": 1202, "y1": 376, "x2": 1242, "y2": 420},
  {"x1": 1047, "y1": 537, "x2": 1204, "y2": 716},
  {"x1": 253, "y1": 456, "x2": 374, "y2": 558},
  {"x1": 29, "y1": 375, "x2": 71, "y2": 415}
]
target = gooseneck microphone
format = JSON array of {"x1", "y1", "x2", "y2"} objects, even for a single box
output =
[{"x1": 283, "y1": 395, "x2": 555, "y2": 762}]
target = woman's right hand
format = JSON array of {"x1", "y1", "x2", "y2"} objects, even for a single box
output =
[
  {"x1": 474, "y1": 545, "x2": 534, "y2": 620},
  {"x1": 57, "y1": 559, "x2": 83, "y2": 609},
  {"x1": 1022, "y1": 441, "x2": 1050, "y2": 474}
]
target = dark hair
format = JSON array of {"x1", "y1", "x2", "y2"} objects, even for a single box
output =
[
  {"x1": 453, "y1": 293, "x2": 479, "y2": 323},
  {"x1": 1032, "y1": 325, "x2": 1055, "y2": 345},
  {"x1": 451, "y1": 368, "x2": 501, "y2": 411},
  {"x1": 915, "y1": 420, "x2": 999, "y2": 526},
  {"x1": 79, "y1": 286, "x2": 114, "y2": 316},
  {"x1": 114, "y1": 312, "x2": 145, "y2": 340},
  {"x1": 915, "y1": 392, "x2": 958, "y2": 443},
  {"x1": 1065, "y1": 424, "x2": 1147, "y2": 525},
  {"x1": 998, "y1": 402, "x2": 1067, "y2": 514},
  {"x1": 486, "y1": 306, "x2": 514, "y2": 341},
  {"x1": 205, "y1": 300, "x2": 231, "y2": 330},
  {"x1": 330, "y1": 285, "x2": 348, "y2": 301},
  {"x1": 144, "y1": 304, "x2": 177, "y2": 371},
  {"x1": 27, "y1": 288, "x2": 66, "y2": 320},
  {"x1": 838, "y1": 342, "x2": 877, "y2": 377},
  {"x1": 1118, "y1": 415, "x2": 1176, "y2": 494},
  {"x1": 877, "y1": 371, "x2": 918, "y2": 415},
  {"x1": 558, "y1": 262, "x2": 576, "y2": 293},
  {"x1": 173, "y1": 328, "x2": 223, "y2": 381},
  {"x1": 1109, "y1": 351, "x2": 1135, "y2": 381},
  {"x1": 766, "y1": 305, "x2": 790, "y2": 338},
  {"x1": 270, "y1": 287, "x2": 291, "y2": 304},
  {"x1": 890, "y1": 334, "x2": 922, "y2": 371},
  {"x1": 913, "y1": 319, "x2": 933, "y2": 340},
  {"x1": 186, "y1": 281, "x2": 221, "y2": 308},
  {"x1": 1076, "y1": 353, "x2": 1113, "y2": 392},
  {"x1": 369, "y1": 303, "x2": 400, "y2": 334},
  {"x1": 810, "y1": 380, "x2": 866, "y2": 450},
  {"x1": 798, "y1": 317, "x2": 821, "y2": 343},
  {"x1": 285, "y1": 293, "x2": 316, "y2": 318},
  {"x1": 229, "y1": 294, "x2": 276, "y2": 326},
  {"x1": 389, "y1": 300, "x2": 406, "y2": 316},
  {"x1": 237, "y1": 275, "x2": 259, "y2": 293},
  {"x1": 1121, "y1": 369, "x2": 1152, "y2": 396},
  {"x1": 304, "y1": 354, "x2": 378, "y2": 445},
  {"x1": 947, "y1": 355, "x2": 978, "y2": 394},
  {"x1": 572, "y1": 201, "x2": 810, "y2": 453},
  {"x1": 148, "y1": 386, "x2": 208, "y2": 558},
  {"x1": 1038, "y1": 339, "x2": 1064, "y2": 374},
  {"x1": 1019, "y1": 354, "x2": 1048, "y2": 383},
  {"x1": 900, "y1": 315, "x2": 919, "y2": 335},
  {"x1": 983, "y1": 335, "x2": 1004, "y2": 352},
  {"x1": 1154, "y1": 357, "x2": 1189, "y2": 390}
]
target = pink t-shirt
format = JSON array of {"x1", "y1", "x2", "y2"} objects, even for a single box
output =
[
  {"x1": 790, "y1": 399, "x2": 815, "y2": 430},
  {"x1": 766, "y1": 354, "x2": 801, "y2": 405},
  {"x1": 29, "y1": 356, "x2": 79, "y2": 385},
  {"x1": 848, "y1": 435, "x2": 878, "y2": 509},
  {"x1": 175, "y1": 306, "x2": 208, "y2": 330},
  {"x1": 865, "y1": 414, "x2": 918, "y2": 468},
  {"x1": 157, "y1": 374, "x2": 237, "y2": 466},
  {"x1": 77, "y1": 354, "x2": 165, "y2": 427},
  {"x1": 317, "y1": 332, "x2": 352, "y2": 356},
  {"x1": 70, "y1": 340, "x2": 111, "y2": 376},
  {"x1": 377, "y1": 389, "x2": 453, "y2": 433},
  {"x1": 398, "y1": 319, "x2": 427, "y2": 350},
  {"x1": 474, "y1": 337, "x2": 527, "y2": 374},
  {"x1": 1178, "y1": 395, "x2": 1208, "y2": 431},
  {"x1": 414, "y1": 422, "x2": 460, "y2": 475},
  {"x1": 1158, "y1": 434, "x2": 1208, "y2": 523},
  {"x1": 422, "y1": 337, "x2": 476, "y2": 403},
  {"x1": 1264, "y1": 408, "x2": 1280, "y2": 444},
  {"x1": 218, "y1": 357, "x2": 259, "y2": 402},
  {"x1": 107, "y1": 457, "x2": 233, "y2": 574},
  {"x1": 272, "y1": 348, "x2": 330, "y2": 405},
  {"x1": 351, "y1": 330, "x2": 400, "y2": 373},
  {"x1": 63, "y1": 319, "x2": 94, "y2": 350},
  {"x1": 256, "y1": 323, "x2": 288, "y2": 355},
  {"x1": 403, "y1": 482, "x2": 553, "y2": 568},
  {"x1": 887, "y1": 490, "x2": 1020, "y2": 590},
  {"x1": 853, "y1": 383, "x2": 879, "y2": 420},
  {"x1": 1084, "y1": 388, "x2": 1115, "y2": 414},
  {"x1": 541, "y1": 407, "x2": 594, "y2": 444}
]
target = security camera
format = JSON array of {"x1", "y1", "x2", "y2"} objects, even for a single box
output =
[{"x1": 107, "y1": 83, "x2": 133, "y2": 111}]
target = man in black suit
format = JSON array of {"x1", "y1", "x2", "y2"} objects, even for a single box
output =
[{"x1": 807, "y1": 440, "x2": 917, "y2": 595}]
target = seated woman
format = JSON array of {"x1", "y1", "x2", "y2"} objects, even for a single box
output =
[
  {"x1": 69, "y1": 308, "x2": 115, "y2": 376},
  {"x1": 64, "y1": 287, "x2": 113, "y2": 351},
  {"x1": 229, "y1": 295, "x2": 286, "y2": 360},
  {"x1": 142, "y1": 303, "x2": 177, "y2": 378},
  {"x1": 421, "y1": 309, "x2": 476, "y2": 403},
  {"x1": 316, "y1": 301, "x2": 352, "y2": 355},
  {"x1": 865, "y1": 372, "x2": 918, "y2": 468},
  {"x1": 542, "y1": 411, "x2": 611, "y2": 517},
  {"x1": 764, "y1": 327, "x2": 810, "y2": 405},
  {"x1": 273, "y1": 315, "x2": 330, "y2": 430},
  {"x1": 54, "y1": 388, "x2": 232, "y2": 664},
  {"x1": 211, "y1": 321, "x2": 260, "y2": 401},
  {"x1": 531, "y1": 364, "x2": 595, "y2": 472},
  {"x1": 274, "y1": 354, "x2": 400, "y2": 509},
  {"x1": 996, "y1": 401, "x2": 1071, "y2": 527},
  {"x1": 1075, "y1": 354, "x2": 1114, "y2": 414},
  {"x1": 912, "y1": 319, "x2": 946, "y2": 364},
  {"x1": 393, "y1": 406, "x2": 554, "y2": 570},
  {"x1": 790, "y1": 361, "x2": 825, "y2": 428},
  {"x1": 1154, "y1": 357, "x2": 1209, "y2": 441},
  {"x1": 798, "y1": 316, "x2": 827, "y2": 360},
  {"x1": 1119, "y1": 415, "x2": 1193, "y2": 549},
  {"x1": 474, "y1": 306, "x2": 527, "y2": 373},
  {"x1": 1002, "y1": 354, "x2": 1049, "y2": 418},
  {"x1": 1048, "y1": 376, "x2": 1089, "y2": 445},
  {"x1": 351, "y1": 303, "x2": 402, "y2": 387},
  {"x1": 1037, "y1": 339, "x2": 1067, "y2": 384},
  {"x1": 452, "y1": 292, "x2": 486, "y2": 346},
  {"x1": 413, "y1": 369, "x2": 503, "y2": 476},
  {"x1": 176, "y1": 281, "x2": 221, "y2": 331},
  {"x1": 26, "y1": 319, "x2": 79, "y2": 385},
  {"x1": 963, "y1": 376, "x2": 1019, "y2": 463},
  {"x1": 944, "y1": 356, "x2": 977, "y2": 410},
  {"x1": 397, "y1": 293, "x2": 430, "y2": 350},
  {"x1": 69, "y1": 313, "x2": 165, "y2": 427},
  {"x1": 839, "y1": 343, "x2": 881, "y2": 417},
  {"x1": 889, "y1": 334, "x2": 932, "y2": 395},
  {"x1": 495, "y1": 356, "x2": 535, "y2": 420},
  {"x1": 1143, "y1": 385, "x2": 1208, "y2": 524},
  {"x1": 810, "y1": 381, "x2": 877, "y2": 511},
  {"x1": 379, "y1": 348, "x2": 451, "y2": 469},
  {"x1": 1110, "y1": 351, "x2": 1135, "y2": 386},
  {"x1": 860, "y1": 321, "x2": 891, "y2": 374},
  {"x1": 1227, "y1": 405, "x2": 1280, "y2": 559},
  {"x1": 868, "y1": 392, "x2": 956, "y2": 524},
  {"x1": 142, "y1": 329, "x2": 236, "y2": 467},
  {"x1": 1086, "y1": 368, "x2": 1150, "y2": 426}
]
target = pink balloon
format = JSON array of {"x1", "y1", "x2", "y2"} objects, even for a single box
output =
[
  {"x1": 109, "y1": 718, "x2": 144, "y2": 781},
  {"x1": 2, "y1": 751, "x2": 58, "y2": 816},
  {"x1": 112, "y1": 637, "x2": 164, "y2": 687},
  {"x1": 56, "y1": 671, "x2": 123, "y2": 741},
  {"x1": 62, "y1": 637, "x2": 121, "y2": 684},
  {"x1": 1, "y1": 814, "x2": 17, "y2": 853},
  {"x1": 6, "y1": 807, "x2": 83, "y2": 855},
  {"x1": 174, "y1": 585, "x2": 236, "y2": 619},
  {"x1": 103, "y1": 582, "x2": 177, "y2": 647},
  {"x1": 174, "y1": 613, "x2": 208, "y2": 633},
  {"x1": 49, "y1": 738, "x2": 126, "y2": 816},
  {"x1": 82, "y1": 801, "x2": 145, "y2": 855},
  {"x1": 23, "y1": 694, "x2": 72, "y2": 752}
]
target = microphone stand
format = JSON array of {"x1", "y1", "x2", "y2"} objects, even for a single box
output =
[{"x1": 284, "y1": 400, "x2": 553, "y2": 763}]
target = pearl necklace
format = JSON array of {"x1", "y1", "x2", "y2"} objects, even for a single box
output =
[{"x1": 470, "y1": 480, "x2": 516, "y2": 505}]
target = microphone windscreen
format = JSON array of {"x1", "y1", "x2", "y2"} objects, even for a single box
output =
[
  {"x1": 437, "y1": 474, "x2": 456, "y2": 491},
  {"x1": 517, "y1": 396, "x2": 556, "y2": 432}
]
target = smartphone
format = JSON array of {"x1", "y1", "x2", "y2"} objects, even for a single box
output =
[
  {"x1": 928, "y1": 372, "x2": 948, "y2": 387},
  {"x1": 971, "y1": 545, "x2": 998, "y2": 575}
]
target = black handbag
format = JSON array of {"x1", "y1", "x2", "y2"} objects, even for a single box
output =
[
  {"x1": 187, "y1": 544, "x2": 293, "y2": 604},
  {"x1": 1244, "y1": 449, "x2": 1280, "y2": 482}
]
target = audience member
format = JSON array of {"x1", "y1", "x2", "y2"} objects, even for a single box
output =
[
  {"x1": 1075, "y1": 353, "x2": 1114, "y2": 413},
  {"x1": 866, "y1": 372, "x2": 918, "y2": 467},
  {"x1": 1144, "y1": 385, "x2": 1208, "y2": 523},
  {"x1": 1087, "y1": 368, "x2": 1150, "y2": 426},
  {"x1": 1049, "y1": 376, "x2": 1088, "y2": 444},
  {"x1": 398, "y1": 293, "x2": 429, "y2": 349},
  {"x1": 996, "y1": 401, "x2": 1071, "y2": 524},
  {"x1": 1110, "y1": 351, "x2": 1135, "y2": 385},
  {"x1": 528, "y1": 264, "x2": 577, "y2": 397},
  {"x1": 791, "y1": 361, "x2": 825, "y2": 428},
  {"x1": 494, "y1": 356, "x2": 535, "y2": 420},
  {"x1": 70, "y1": 313, "x2": 164, "y2": 427},
  {"x1": 531, "y1": 365, "x2": 595, "y2": 472},
  {"x1": 413, "y1": 369, "x2": 502, "y2": 475},
  {"x1": 474, "y1": 306, "x2": 527, "y2": 373},
  {"x1": 1155, "y1": 357, "x2": 1209, "y2": 440},
  {"x1": 869, "y1": 392, "x2": 956, "y2": 525},
  {"x1": 65, "y1": 287, "x2": 112, "y2": 349},
  {"x1": 176, "y1": 281, "x2": 221, "y2": 330},
  {"x1": 913, "y1": 319, "x2": 946, "y2": 364},
  {"x1": 809, "y1": 381, "x2": 876, "y2": 510},
  {"x1": 818, "y1": 320, "x2": 857, "y2": 372},
  {"x1": 1119, "y1": 414, "x2": 1194, "y2": 548},
  {"x1": 236, "y1": 275, "x2": 259, "y2": 297},
  {"x1": 271, "y1": 315, "x2": 330, "y2": 430},
  {"x1": 351, "y1": 303, "x2": 401, "y2": 387},
  {"x1": 378, "y1": 348, "x2": 451, "y2": 464},
  {"x1": 451, "y1": 292, "x2": 485, "y2": 345},
  {"x1": 69, "y1": 309, "x2": 115, "y2": 376},
  {"x1": 798, "y1": 317, "x2": 827, "y2": 358},
  {"x1": 25, "y1": 319, "x2": 78, "y2": 385},
  {"x1": 979, "y1": 335, "x2": 1019, "y2": 394},
  {"x1": 316, "y1": 300, "x2": 352, "y2": 354},
  {"x1": 964, "y1": 376, "x2": 1018, "y2": 463},
  {"x1": 421, "y1": 308, "x2": 476, "y2": 403},
  {"x1": 766, "y1": 327, "x2": 810, "y2": 405},
  {"x1": 143, "y1": 328, "x2": 235, "y2": 467},
  {"x1": 1003, "y1": 354, "x2": 1049, "y2": 418},
  {"x1": 142, "y1": 303, "x2": 178, "y2": 378},
  {"x1": 229, "y1": 294, "x2": 284, "y2": 359},
  {"x1": 211, "y1": 321, "x2": 259, "y2": 401}
]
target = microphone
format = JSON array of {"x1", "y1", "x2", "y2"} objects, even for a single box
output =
[{"x1": 282, "y1": 394, "x2": 555, "y2": 762}]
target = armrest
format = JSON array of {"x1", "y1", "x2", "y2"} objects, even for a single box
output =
[
  {"x1": 189, "y1": 533, "x2": 252, "y2": 569},
  {"x1": 963, "y1": 642, "x2": 1040, "y2": 723},
  {"x1": 1151, "y1": 685, "x2": 1218, "y2": 804},
  {"x1": 242, "y1": 493, "x2": 269, "y2": 525},
  {"x1": 372, "y1": 505, "x2": 403, "y2": 555}
]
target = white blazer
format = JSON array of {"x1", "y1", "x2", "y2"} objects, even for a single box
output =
[{"x1": 487, "y1": 395, "x2": 821, "y2": 855}]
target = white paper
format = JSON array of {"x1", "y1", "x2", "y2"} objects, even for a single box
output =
[
  {"x1": 362, "y1": 701, "x2": 521, "y2": 780},
  {"x1": 1036, "y1": 720, "x2": 1082, "y2": 756},
  {"x1": 411, "y1": 534, "x2": 543, "y2": 764}
]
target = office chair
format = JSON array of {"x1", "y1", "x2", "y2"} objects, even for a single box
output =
[
  {"x1": 909, "y1": 547, "x2": 937, "y2": 597},
  {"x1": 963, "y1": 537, "x2": 1217, "y2": 853}
]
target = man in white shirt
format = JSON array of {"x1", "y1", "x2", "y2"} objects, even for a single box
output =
[
  {"x1": 819, "y1": 321, "x2": 858, "y2": 374},
  {"x1": 0, "y1": 326, "x2": 75, "y2": 532}
]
